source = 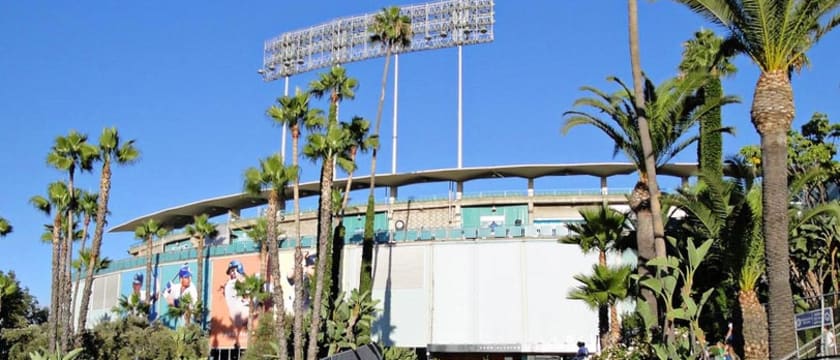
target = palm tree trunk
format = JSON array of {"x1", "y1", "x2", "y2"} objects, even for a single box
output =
[
  {"x1": 609, "y1": 304, "x2": 621, "y2": 347},
  {"x1": 752, "y1": 70, "x2": 795, "y2": 358},
  {"x1": 739, "y1": 289, "x2": 769, "y2": 360},
  {"x1": 79, "y1": 158, "x2": 111, "y2": 334},
  {"x1": 341, "y1": 147, "x2": 357, "y2": 211},
  {"x1": 49, "y1": 214, "x2": 62, "y2": 353},
  {"x1": 698, "y1": 79, "x2": 724, "y2": 179},
  {"x1": 627, "y1": 0, "x2": 666, "y2": 260},
  {"x1": 292, "y1": 130, "x2": 305, "y2": 360},
  {"x1": 62, "y1": 172, "x2": 76, "y2": 345},
  {"x1": 308, "y1": 157, "x2": 335, "y2": 360},
  {"x1": 598, "y1": 304, "x2": 609, "y2": 350},
  {"x1": 267, "y1": 190, "x2": 289, "y2": 360},
  {"x1": 629, "y1": 180, "x2": 659, "y2": 327},
  {"x1": 197, "y1": 237, "x2": 204, "y2": 314},
  {"x1": 360, "y1": 47, "x2": 393, "y2": 295},
  {"x1": 145, "y1": 235, "x2": 153, "y2": 303}
]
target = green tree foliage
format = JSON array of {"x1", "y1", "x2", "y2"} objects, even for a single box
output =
[
  {"x1": 325, "y1": 290, "x2": 379, "y2": 355},
  {"x1": 0, "y1": 271, "x2": 49, "y2": 359},
  {"x1": 568, "y1": 265, "x2": 632, "y2": 350},
  {"x1": 0, "y1": 217, "x2": 11, "y2": 237},
  {"x1": 381, "y1": 346, "x2": 418, "y2": 360}
]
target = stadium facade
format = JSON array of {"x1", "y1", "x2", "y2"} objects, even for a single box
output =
[{"x1": 76, "y1": 163, "x2": 696, "y2": 360}]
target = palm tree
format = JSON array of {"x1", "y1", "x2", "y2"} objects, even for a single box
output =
[
  {"x1": 31, "y1": 181, "x2": 73, "y2": 352},
  {"x1": 75, "y1": 191, "x2": 98, "y2": 256},
  {"x1": 568, "y1": 264, "x2": 633, "y2": 350},
  {"x1": 562, "y1": 205, "x2": 629, "y2": 267},
  {"x1": 561, "y1": 205, "x2": 629, "y2": 348},
  {"x1": 269, "y1": 88, "x2": 324, "y2": 360},
  {"x1": 340, "y1": 116, "x2": 374, "y2": 212},
  {"x1": 307, "y1": 66, "x2": 357, "y2": 360},
  {"x1": 563, "y1": 73, "x2": 737, "y2": 329},
  {"x1": 47, "y1": 130, "x2": 97, "y2": 344},
  {"x1": 184, "y1": 213, "x2": 217, "y2": 312},
  {"x1": 361, "y1": 6, "x2": 412, "y2": 298},
  {"x1": 678, "y1": 29, "x2": 737, "y2": 179},
  {"x1": 673, "y1": 1, "x2": 840, "y2": 355},
  {"x1": 134, "y1": 219, "x2": 168, "y2": 304},
  {"x1": 78, "y1": 127, "x2": 138, "y2": 334},
  {"x1": 113, "y1": 293, "x2": 150, "y2": 319},
  {"x1": 666, "y1": 166, "x2": 768, "y2": 359},
  {"x1": 244, "y1": 153, "x2": 296, "y2": 360},
  {"x1": 0, "y1": 217, "x2": 11, "y2": 237},
  {"x1": 234, "y1": 274, "x2": 270, "y2": 340},
  {"x1": 245, "y1": 218, "x2": 269, "y2": 279}
]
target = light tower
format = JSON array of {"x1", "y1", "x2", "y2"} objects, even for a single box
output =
[{"x1": 259, "y1": 0, "x2": 495, "y2": 171}]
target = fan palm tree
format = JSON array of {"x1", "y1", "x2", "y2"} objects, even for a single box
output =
[
  {"x1": 113, "y1": 293, "x2": 150, "y2": 319},
  {"x1": 47, "y1": 130, "x2": 97, "y2": 344},
  {"x1": 134, "y1": 219, "x2": 168, "y2": 304},
  {"x1": 244, "y1": 153, "x2": 296, "y2": 360},
  {"x1": 562, "y1": 205, "x2": 629, "y2": 267},
  {"x1": 245, "y1": 217, "x2": 269, "y2": 279},
  {"x1": 184, "y1": 213, "x2": 217, "y2": 311},
  {"x1": 678, "y1": 29, "x2": 738, "y2": 178},
  {"x1": 269, "y1": 88, "x2": 324, "y2": 360},
  {"x1": 234, "y1": 274, "x2": 270, "y2": 340},
  {"x1": 340, "y1": 116, "x2": 374, "y2": 212},
  {"x1": 0, "y1": 217, "x2": 11, "y2": 237},
  {"x1": 568, "y1": 264, "x2": 633, "y2": 350},
  {"x1": 31, "y1": 181, "x2": 73, "y2": 352},
  {"x1": 673, "y1": 1, "x2": 840, "y2": 355},
  {"x1": 307, "y1": 66, "x2": 358, "y2": 360},
  {"x1": 361, "y1": 6, "x2": 412, "y2": 299},
  {"x1": 78, "y1": 127, "x2": 138, "y2": 334},
  {"x1": 75, "y1": 191, "x2": 98, "y2": 256},
  {"x1": 563, "y1": 73, "x2": 738, "y2": 329}
]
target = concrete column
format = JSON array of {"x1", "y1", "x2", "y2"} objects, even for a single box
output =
[
  {"x1": 600, "y1": 176, "x2": 608, "y2": 196},
  {"x1": 527, "y1": 178, "x2": 535, "y2": 224},
  {"x1": 681, "y1": 176, "x2": 689, "y2": 189},
  {"x1": 389, "y1": 186, "x2": 398, "y2": 205},
  {"x1": 454, "y1": 181, "x2": 464, "y2": 226}
]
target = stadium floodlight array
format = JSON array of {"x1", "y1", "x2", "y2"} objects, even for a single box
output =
[{"x1": 261, "y1": 0, "x2": 495, "y2": 81}]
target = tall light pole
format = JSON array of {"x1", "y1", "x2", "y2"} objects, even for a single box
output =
[{"x1": 392, "y1": 54, "x2": 399, "y2": 174}]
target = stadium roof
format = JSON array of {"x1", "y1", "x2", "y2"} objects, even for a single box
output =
[{"x1": 109, "y1": 162, "x2": 697, "y2": 232}]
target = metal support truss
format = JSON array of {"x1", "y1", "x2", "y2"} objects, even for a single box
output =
[{"x1": 261, "y1": 0, "x2": 494, "y2": 80}]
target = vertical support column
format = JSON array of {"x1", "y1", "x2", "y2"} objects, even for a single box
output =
[
  {"x1": 392, "y1": 54, "x2": 399, "y2": 174},
  {"x1": 389, "y1": 186, "x2": 398, "y2": 205},
  {"x1": 457, "y1": 45, "x2": 463, "y2": 169},
  {"x1": 681, "y1": 176, "x2": 689, "y2": 189},
  {"x1": 455, "y1": 181, "x2": 464, "y2": 226},
  {"x1": 527, "y1": 178, "x2": 535, "y2": 225},
  {"x1": 600, "y1": 176, "x2": 609, "y2": 207},
  {"x1": 281, "y1": 75, "x2": 289, "y2": 161}
]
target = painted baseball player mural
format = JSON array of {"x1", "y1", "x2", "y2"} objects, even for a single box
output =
[
  {"x1": 223, "y1": 260, "x2": 249, "y2": 336},
  {"x1": 161, "y1": 264, "x2": 199, "y2": 326},
  {"x1": 210, "y1": 255, "x2": 260, "y2": 349}
]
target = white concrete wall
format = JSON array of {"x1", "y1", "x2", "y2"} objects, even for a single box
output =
[{"x1": 342, "y1": 239, "x2": 599, "y2": 353}]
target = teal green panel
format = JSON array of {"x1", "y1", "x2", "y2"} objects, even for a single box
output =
[
  {"x1": 342, "y1": 212, "x2": 387, "y2": 236},
  {"x1": 461, "y1": 205, "x2": 528, "y2": 228}
]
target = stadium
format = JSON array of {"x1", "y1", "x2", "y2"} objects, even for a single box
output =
[{"x1": 72, "y1": 1, "x2": 700, "y2": 359}]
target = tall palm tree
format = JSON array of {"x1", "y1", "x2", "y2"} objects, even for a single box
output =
[
  {"x1": 678, "y1": 29, "x2": 738, "y2": 179},
  {"x1": 78, "y1": 127, "x2": 138, "y2": 334},
  {"x1": 245, "y1": 217, "x2": 270, "y2": 280},
  {"x1": 47, "y1": 130, "x2": 97, "y2": 344},
  {"x1": 307, "y1": 66, "x2": 357, "y2": 360},
  {"x1": 340, "y1": 117, "x2": 374, "y2": 212},
  {"x1": 234, "y1": 274, "x2": 270, "y2": 341},
  {"x1": 361, "y1": 6, "x2": 413, "y2": 298},
  {"x1": 30, "y1": 181, "x2": 73, "y2": 352},
  {"x1": 563, "y1": 73, "x2": 738, "y2": 329},
  {"x1": 269, "y1": 88, "x2": 324, "y2": 360},
  {"x1": 0, "y1": 217, "x2": 11, "y2": 237},
  {"x1": 672, "y1": 1, "x2": 840, "y2": 355},
  {"x1": 134, "y1": 219, "x2": 168, "y2": 304},
  {"x1": 568, "y1": 264, "x2": 633, "y2": 350},
  {"x1": 184, "y1": 213, "x2": 217, "y2": 313},
  {"x1": 75, "y1": 191, "x2": 98, "y2": 256},
  {"x1": 244, "y1": 154, "x2": 296, "y2": 360}
]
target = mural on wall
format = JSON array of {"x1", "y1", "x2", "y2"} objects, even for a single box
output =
[
  {"x1": 119, "y1": 268, "x2": 159, "y2": 321},
  {"x1": 209, "y1": 254, "x2": 259, "y2": 349},
  {"x1": 157, "y1": 261, "x2": 199, "y2": 328}
]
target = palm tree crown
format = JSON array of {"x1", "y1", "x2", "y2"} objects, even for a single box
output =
[
  {"x1": 370, "y1": 6, "x2": 413, "y2": 50},
  {"x1": 0, "y1": 217, "x2": 11, "y2": 237}
]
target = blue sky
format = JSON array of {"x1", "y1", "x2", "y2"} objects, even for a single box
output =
[{"x1": 1, "y1": 1, "x2": 838, "y2": 305}]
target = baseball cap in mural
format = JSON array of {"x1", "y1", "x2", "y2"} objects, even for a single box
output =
[
  {"x1": 178, "y1": 265, "x2": 192, "y2": 278},
  {"x1": 133, "y1": 273, "x2": 143, "y2": 285},
  {"x1": 228, "y1": 260, "x2": 245, "y2": 275}
]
